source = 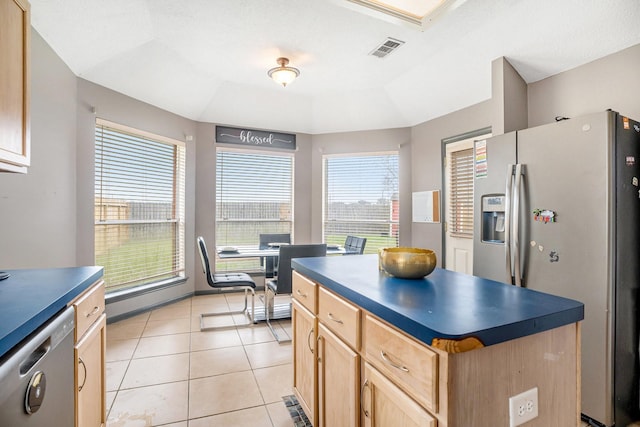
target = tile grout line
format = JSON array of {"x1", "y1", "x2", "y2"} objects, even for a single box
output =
[
  {"x1": 186, "y1": 298, "x2": 193, "y2": 424},
  {"x1": 105, "y1": 311, "x2": 150, "y2": 421},
  {"x1": 106, "y1": 294, "x2": 295, "y2": 426},
  {"x1": 227, "y1": 291, "x2": 279, "y2": 427}
]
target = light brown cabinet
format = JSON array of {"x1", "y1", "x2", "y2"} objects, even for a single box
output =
[
  {"x1": 0, "y1": 0, "x2": 30, "y2": 173},
  {"x1": 361, "y1": 362, "x2": 436, "y2": 427},
  {"x1": 76, "y1": 314, "x2": 106, "y2": 427},
  {"x1": 293, "y1": 272, "x2": 361, "y2": 427},
  {"x1": 70, "y1": 280, "x2": 106, "y2": 427},
  {"x1": 292, "y1": 299, "x2": 316, "y2": 425},
  {"x1": 317, "y1": 323, "x2": 359, "y2": 427}
]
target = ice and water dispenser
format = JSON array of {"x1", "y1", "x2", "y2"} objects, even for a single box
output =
[{"x1": 481, "y1": 195, "x2": 505, "y2": 244}]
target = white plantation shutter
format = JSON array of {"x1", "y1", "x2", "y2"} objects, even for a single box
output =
[
  {"x1": 449, "y1": 148, "x2": 474, "y2": 238},
  {"x1": 323, "y1": 153, "x2": 399, "y2": 252},
  {"x1": 94, "y1": 119, "x2": 186, "y2": 292},
  {"x1": 215, "y1": 148, "x2": 294, "y2": 272}
]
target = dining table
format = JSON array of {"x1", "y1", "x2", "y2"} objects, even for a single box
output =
[
  {"x1": 214, "y1": 244, "x2": 347, "y2": 323},
  {"x1": 215, "y1": 244, "x2": 347, "y2": 259}
]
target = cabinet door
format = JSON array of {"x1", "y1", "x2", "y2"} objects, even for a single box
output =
[
  {"x1": 292, "y1": 299, "x2": 316, "y2": 425},
  {"x1": 362, "y1": 362, "x2": 436, "y2": 427},
  {"x1": 317, "y1": 323, "x2": 359, "y2": 427},
  {"x1": 75, "y1": 314, "x2": 106, "y2": 427},
  {"x1": 0, "y1": 0, "x2": 30, "y2": 172}
]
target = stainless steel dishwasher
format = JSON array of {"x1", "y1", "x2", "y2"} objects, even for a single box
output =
[{"x1": 0, "y1": 305, "x2": 75, "y2": 427}]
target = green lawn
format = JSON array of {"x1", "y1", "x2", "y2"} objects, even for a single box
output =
[
  {"x1": 324, "y1": 234, "x2": 398, "y2": 254},
  {"x1": 97, "y1": 237, "x2": 177, "y2": 291},
  {"x1": 99, "y1": 233, "x2": 398, "y2": 287}
]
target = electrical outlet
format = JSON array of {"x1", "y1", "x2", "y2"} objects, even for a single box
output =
[{"x1": 508, "y1": 387, "x2": 538, "y2": 427}]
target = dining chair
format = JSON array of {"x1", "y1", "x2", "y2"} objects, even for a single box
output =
[
  {"x1": 197, "y1": 236, "x2": 257, "y2": 331},
  {"x1": 344, "y1": 235, "x2": 367, "y2": 254},
  {"x1": 258, "y1": 233, "x2": 291, "y2": 278},
  {"x1": 265, "y1": 243, "x2": 327, "y2": 342}
]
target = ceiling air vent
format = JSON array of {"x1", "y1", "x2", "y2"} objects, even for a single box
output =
[{"x1": 369, "y1": 37, "x2": 405, "y2": 58}]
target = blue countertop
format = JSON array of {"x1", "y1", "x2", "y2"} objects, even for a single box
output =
[
  {"x1": 292, "y1": 255, "x2": 584, "y2": 347},
  {"x1": 0, "y1": 266, "x2": 104, "y2": 360}
]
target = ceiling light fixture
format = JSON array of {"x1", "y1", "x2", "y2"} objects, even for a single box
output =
[{"x1": 267, "y1": 57, "x2": 300, "y2": 87}]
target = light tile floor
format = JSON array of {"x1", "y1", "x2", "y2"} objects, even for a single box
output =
[{"x1": 105, "y1": 293, "x2": 296, "y2": 427}]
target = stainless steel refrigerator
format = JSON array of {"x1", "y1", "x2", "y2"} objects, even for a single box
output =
[{"x1": 472, "y1": 110, "x2": 640, "y2": 426}]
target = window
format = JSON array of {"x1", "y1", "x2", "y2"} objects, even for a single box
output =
[
  {"x1": 323, "y1": 153, "x2": 399, "y2": 252},
  {"x1": 448, "y1": 147, "x2": 474, "y2": 237},
  {"x1": 94, "y1": 119, "x2": 186, "y2": 293},
  {"x1": 215, "y1": 149, "x2": 294, "y2": 272}
]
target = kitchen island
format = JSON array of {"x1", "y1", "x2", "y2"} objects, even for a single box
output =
[{"x1": 291, "y1": 254, "x2": 584, "y2": 426}]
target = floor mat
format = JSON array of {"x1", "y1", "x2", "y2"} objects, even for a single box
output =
[{"x1": 282, "y1": 395, "x2": 312, "y2": 427}]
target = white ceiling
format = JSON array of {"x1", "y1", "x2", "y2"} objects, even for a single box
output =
[{"x1": 30, "y1": 0, "x2": 640, "y2": 134}]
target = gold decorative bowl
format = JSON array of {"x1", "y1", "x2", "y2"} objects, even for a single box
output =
[{"x1": 379, "y1": 247, "x2": 437, "y2": 279}]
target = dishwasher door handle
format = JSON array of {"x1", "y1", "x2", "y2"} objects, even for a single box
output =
[{"x1": 19, "y1": 338, "x2": 51, "y2": 375}]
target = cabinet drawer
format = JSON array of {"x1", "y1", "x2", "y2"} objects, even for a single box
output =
[
  {"x1": 364, "y1": 315, "x2": 438, "y2": 413},
  {"x1": 292, "y1": 271, "x2": 317, "y2": 313},
  {"x1": 73, "y1": 280, "x2": 105, "y2": 341},
  {"x1": 318, "y1": 287, "x2": 360, "y2": 350}
]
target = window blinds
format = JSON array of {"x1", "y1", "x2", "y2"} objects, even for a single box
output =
[
  {"x1": 95, "y1": 120, "x2": 186, "y2": 292},
  {"x1": 448, "y1": 148, "x2": 474, "y2": 238},
  {"x1": 323, "y1": 153, "x2": 399, "y2": 252},
  {"x1": 215, "y1": 149, "x2": 293, "y2": 272}
]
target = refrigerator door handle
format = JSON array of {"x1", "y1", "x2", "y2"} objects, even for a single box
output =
[
  {"x1": 504, "y1": 164, "x2": 515, "y2": 284},
  {"x1": 513, "y1": 164, "x2": 523, "y2": 287}
]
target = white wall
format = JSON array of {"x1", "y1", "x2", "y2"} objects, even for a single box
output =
[
  {"x1": 193, "y1": 124, "x2": 314, "y2": 293},
  {"x1": 410, "y1": 100, "x2": 493, "y2": 264},
  {"x1": 310, "y1": 128, "x2": 413, "y2": 247},
  {"x1": 528, "y1": 43, "x2": 640, "y2": 127},
  {"x1": 0, "y1": 30, "x2": 78, "y2": 269},
  {"x1": 408, "y1": 44, "x2": 640, "y2": 266},
  {"x1": 409, "y1": 57, "x2": 526, "y2": 267},
  {"x1": 492, "y1": 57, "x2": 528, "y2": 134},
  {"x1": 0, "y1": 31, "x2": 200, "y2": 320},
  {"x1": 75, "y1": 78, "x2": 198, "y2": 318}
]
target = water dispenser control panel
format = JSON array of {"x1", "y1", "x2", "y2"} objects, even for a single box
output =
[{"x1": 481, "y1": 195, "x2": 506, "y2": 244}]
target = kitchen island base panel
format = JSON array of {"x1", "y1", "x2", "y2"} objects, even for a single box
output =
[{"x1": 441, "y1": 322, "x2": 580, "y2": 426}]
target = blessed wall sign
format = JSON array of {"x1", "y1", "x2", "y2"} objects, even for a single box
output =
[{"x1": 215, "y1": 125, "x2": 296, "y2": 150}]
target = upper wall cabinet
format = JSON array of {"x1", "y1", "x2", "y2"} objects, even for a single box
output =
[{"x1": 0, "y1": 0, "x2": 30, "y2": 173}]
